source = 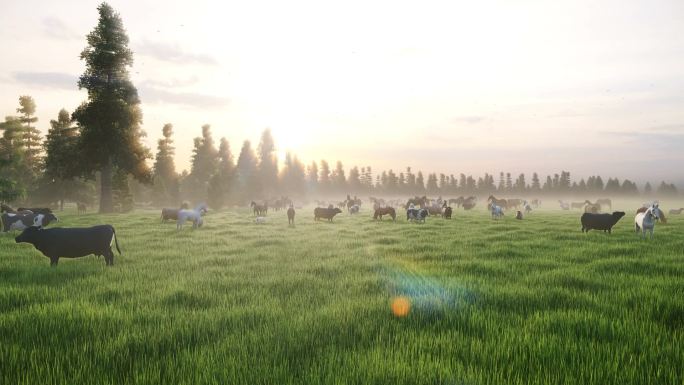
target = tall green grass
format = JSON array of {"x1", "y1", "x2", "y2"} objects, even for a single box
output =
[{"x1": 1, "y1": 202, "x2": 682, "y2": 384}]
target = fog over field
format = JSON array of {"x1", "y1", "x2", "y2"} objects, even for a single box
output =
[{"x1": 1, "y1": 0, "x2": 683, "y2": 183}]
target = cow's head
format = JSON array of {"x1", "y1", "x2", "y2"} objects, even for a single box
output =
[
  {"x1": 33, "y1": 213, "x2": 58, "y2": 227},
  {"x1": 15, "y1": 226, "x2": 40, "y2": 244}
]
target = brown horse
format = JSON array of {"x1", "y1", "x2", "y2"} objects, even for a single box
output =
[
  {"x1": 487, "y1": 195, "x2": 508, "y2": 209},
  {"x1": 584, "y1": 200, "x2": 601, "y2": 213},
  {"x1": 250, "y1": 201, "x2": 268, "y2": 216},
  {"x1": 373, "y1": 207, "x2": 396, "y2": 221}
]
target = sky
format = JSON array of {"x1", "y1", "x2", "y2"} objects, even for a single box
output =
[{"x1": 1, "y1": 0, "x2": 683, "y2": 184}]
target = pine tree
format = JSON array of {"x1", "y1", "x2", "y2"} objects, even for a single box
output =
[
  {"x1": 42, "y1": 109, "x2": 93, "y2": 209},
  {"x1": 416, "y1": 171, "x2": 425, "y2": 193},
  {"x1": 188, "y1": 124, "x2": 218, "y2": 202},
  {"x1": 0, "y1": 116, "x2": 29, "y2": 198},
  {"x1": 152, "y1": 123, "x2": 178, "y2": 206},
  {"x1": 208, "y1": 137, "x2": 235, "y2": 209},
  {"x1": 236, "y1": 140, "x2": 258, "y2": 202},
  {"x1": 257, "y1": 128, "x2": 278, "y2": 198},
  {"x1": 426, "y1": 173, "x2": 439, "y2": 194},
  {"x1": 319, "y1": 160, "x2": 331, "y2": 194},
  {"x1": 505, "y1": 172, "x2": 513, "y2": 192},
  {"x1": 307, "y1": 161, "x2": 318, "y2": 193},
  {"x1": 498, "y1": 172, "x2": 505, "y2": 191},
  {"x1": 644, "y1": 182, "x2": 652, "y2": 195},
  {"x1": 332, "y1": 161, "x2": 346, "y2": 193},
  {"x1": 348, "y1": 166, "x2": 361, "y2": 193},
  {"x1": 531, "y1": 172, "x2": 540, "y2": 191},
  {"x1": 17, "y1": 96, "x2": 42, "y2": 177},
  {"x1": 73, "y1": 3, "x2": 151, "y2": 212}
]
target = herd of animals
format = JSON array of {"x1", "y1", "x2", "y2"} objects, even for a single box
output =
[{"x1": 0, "y1": 195, "x2": 681, "y2": 266}]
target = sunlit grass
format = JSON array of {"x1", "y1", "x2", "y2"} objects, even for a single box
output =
[{"x1": 0, "y1": 201, "x2": 683, "y2": 384}]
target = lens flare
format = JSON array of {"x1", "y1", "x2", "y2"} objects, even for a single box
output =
[{"x1": 391, "y1": 296, "x2": 411, "y2": 317}]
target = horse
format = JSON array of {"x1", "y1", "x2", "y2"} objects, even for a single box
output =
[
  {"x1": 346, "y1": 196, "x2": 362, "y2": 212},
  {"x1": 491, "y1": 204, "x2": 504, "y2": 220},
  {"x1": 487, "y1": 195, "x2": 508, "y2": 210},
  {"x1": 373, "y1": 207, "x2": 396, "y2": 221},
  {"x1": 507, "y1": 198, "x2": 523, "y2": 209},
  {"x1": 635, "y1": 205, "x2": 659, "y2": 239},
  {"x1": 250, "y1": 201, "x2": 268, "y2": 216},
  {"x1": 177, "y1": 208, "x2": 204, "y2": 230},
  {"x1": 669, "y1": 208, "x2": 683, "y2": 215},
  {"x1": 448, "y1": 197, "x2": 463, "y2": 208},
  {"x1": 597, "y1": 198, "x2": 612, "y2": 211},
  {"x1": 462, "y1": 197, "x2": 477, "y2": 210},
  {"x1": 162, "y1": 203, "x2": 207, "y2": 223},
  {"x1": 636, "y1": 205, "x2": 666, "y2": 224},
  {"x1": 406, "y1": 196, "x2": 428, "y2": 209}
]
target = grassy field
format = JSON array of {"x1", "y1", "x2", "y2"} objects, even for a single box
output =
[{"x1": 1, "y1": 200, "x2": 683, "y2": 385}]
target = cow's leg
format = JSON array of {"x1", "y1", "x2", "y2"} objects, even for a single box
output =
[{"x1": 104, "y1": 249, "x2": 114, "y2": 266}]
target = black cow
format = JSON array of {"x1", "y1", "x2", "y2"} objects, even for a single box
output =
[
  {"x1": 581, "y1": 211, "x2": 626, "y2": 234},
  {"x1": 15, "y1": 225, "x2": 121, "y2": 266},
  {"x1": 407, "y1": 208, "x2": 428, "y2": 223},
  {"x1": 314, "y1": 207, "x2": 342, "y2": 222}
]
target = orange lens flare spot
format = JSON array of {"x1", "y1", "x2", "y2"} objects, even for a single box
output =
[{"x1": 391, "y1": 296, "x2": 410, "y2": 317}]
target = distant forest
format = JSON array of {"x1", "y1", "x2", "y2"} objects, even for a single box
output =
[{"x1": 0, "y1": 3, "x2": 680, "y2": 212}]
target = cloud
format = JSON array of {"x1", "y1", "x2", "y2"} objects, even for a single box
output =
[
  {"x1": 42, "y1": 17, "x2": 81, "y2": 40},
  {"x1": 451, "y1": 116, "x2": 485, "y2": 124},
  {"x1": 138, "y1": 86, "x2": 229, "y2": 108},
  {"x1": 135, "y1": 40, "x2": 218, "y2": 66},
  {"x1": 141, "y1": 76, "x2": 200, "y2": 88},
  {"x1": 12, "y1": 72, "x2": 78, "y2": 90}
]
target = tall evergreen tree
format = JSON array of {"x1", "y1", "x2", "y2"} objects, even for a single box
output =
[
  {"x1": 208, "y1": 137, "x2": 235, "y2": 208},
  {"x1": 644, "y1": 182, "x2": 652, "y2": 195},
  {"x1": 152, "y1": 123, "x2": 178, "y2": 206},
  {"x1": 188, "y1": 124, "x2": 218, "y2": 201},
  {"x1": 73, "y1": 3, "x2": 151, "y2": 212},
  {"x1": 332, "y1": 161, "x2": 346, "y2": 193},
  {"x1": 236, "y1": 140, "x2": 258, "y2": 201},
  {"x1": 307, "y1": 161, "x2": 318, "y2": 193},
  {"x1": 348, "y1": 166, "x2": 361, "y2": 193},
  {"x1": 531, "y1": 172, "x2": 541, "y2": 191},
  {"x1": 416, "y1": 171, "x2": 425, "y2": 192},
  {"x1": 41, "y1": 109, "x2": 93, "y2": 209},
  {"x1": 0, "y1": 116, "x2": 29, "y2": 198},
  {"x1": 16, "y1": 96, "x2": 41, "y2": 177},
  {"x1": 257, "y1": 128, "x2": 278, "y2": 197},
  {"x1": 319, "y1": 160, "x2": 331, "y2": 194}
]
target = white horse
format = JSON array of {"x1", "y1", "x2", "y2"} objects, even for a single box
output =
[
  {"x1": 491, "y1": 204, "x2": 504, "y2": 220},
  {"x1": 177, "y1": 209, "x2": 204, "y2": 230},
  {"x1": 635, "y1": 205, "x2": 659, "y2": 239}
]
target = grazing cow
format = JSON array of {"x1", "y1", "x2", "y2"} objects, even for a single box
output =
[
  {"x1": 636, "y1": 205, "x2": 667, "y2": 224},
  {"x1": 426, "y1": 205, "x2": 443, "y2": 216},
  {"x1": 406, "y1": 207, "x2": 428, "y2": 223},
  {"x1": 515, "y1": 211, "x2": 523, "y2": 220},
  {"x1": 635, "y1": 206, "x2": 659, "y2": 239},
  {"x1": 287, "y1": 206, "x2": 295, "y2": 225},
  {"x1": 374, "y1": 207, "x2": 396, "y2": 221},
  {"x1": 18, "y1": 207, "x2": 53, "y2": 215},
  {"x1": 349, "y1": 204, "x2": 360, "y2": 214},
  {"x1": 581, "y1": 211, "x2": 625, "y2": 233},
  {"x1": 2, "y1": 212, "x2": 58, "y2": 232},
  {"x1": 77, "y1": 202, "x2": 87, "y2": 214},
  {"x1": 597, "y1": 198, "x2": 612, "y2": 211},
  {"x1": 442, "y1": 206, "x2": 453, "y2": 219},
  {"x1": 314, "y1": 207, "x2": 342, "y2": 222},
  {"x1": 491, "y1": 204, "x2": 504, "y2": 220},
  {"x1": 177, "y1": 209, "x2": 204, "y2": 230},
  {"x1": 558, "y1": 200, "x2": 570, "y2": 210},
  {"x1": 570, "y1": 201, "x2": 585, "y2": 210},
  {"x1": 15, "y1": 225, "x2": 120, "y2": 266},
  {"x1": 669, "y1": 208, "x2": 683, "y2": 215}
]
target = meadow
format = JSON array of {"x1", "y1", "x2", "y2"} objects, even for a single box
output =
[{"x1": 1, "y1": 200, "x2": 683, "y2": 385}]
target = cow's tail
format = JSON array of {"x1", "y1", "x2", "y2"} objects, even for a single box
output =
[{"x1": 112, "y1": 226, "x2": 121, "y2": 254}]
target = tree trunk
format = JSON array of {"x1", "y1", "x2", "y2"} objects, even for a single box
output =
[{"x1": 100, "y1": 158, "x2": 114, "y2": 213}]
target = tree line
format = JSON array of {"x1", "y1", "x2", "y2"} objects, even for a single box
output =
[{"x1": 0, "y1": 3, "x2": 680, "y2": 212}]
